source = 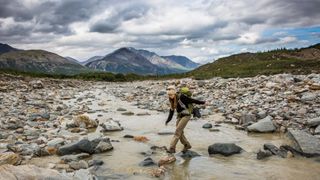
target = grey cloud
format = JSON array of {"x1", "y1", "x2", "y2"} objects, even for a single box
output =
[
  {"x1": 0, "y1": 0, "x2": 34, "y2": 21},
  {"x1": 90, "y1": 4, "x2": 149, "y2": 33},
  {"x1": 264, "y1": 0, "x2": 320, "y2": 26}
]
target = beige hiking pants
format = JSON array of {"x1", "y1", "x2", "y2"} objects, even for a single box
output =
[{"x1": 169, "y1": 115, "x2": 191, "y2": 150}]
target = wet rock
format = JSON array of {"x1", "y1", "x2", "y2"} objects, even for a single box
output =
[
  {"x1": 263, "y1": 143, "x2": 287, "y2": 158},
  {"x1": 117, "y1": 108, "x2": 127, "y2": 111},
  {"x1": 208, "y1": 143, "x2": 243, "y2": 156},
  {"x1": 177, "y1": 150, "x2": 201, "y2": 158},
  {"x1": 0, "y1": 152, "x2": 21, "y2": 165},
  {"x1": 88, "y1": 159, "x2": 104, "y2": 167},
  {"x1": 73, "y1": 115, "x2": 97, "y2": 129},
  {"x1": 121, "y1": 111, "x2": 134, "y2": 116},
  {"x1": 136, "y1": 112, "x2": 151, "y2": 116},
  {"x1": 58, "y1": 138, "x2": 113, "y2": 155},
  {"x1": 247, "y1": 116, "x2": 276, "y2": 133},
  {"x1": 202, "y1": 123, "x2": 213, "y2": 129},
  {"x1": 307, "y1": 117, "x2": 320, "y2": 127},
  {"x1": 61, "y1": 153, "x2": 91, "y2": 163},
  {"x1": 140, "y1": 150, "x2": 155, "y2": 157},
  {"x1": 0, "y1": 164, "x2": 72, "y2": 180},
  {"x1": 209, "y1": 128, "x2": 220, "y2": 132},
  {"x1": 100, "y1": 120, "x2": 123, "y2": 132},
  {"x1": 287, "y1": 129, "x2": 320, "y2": 157},
  {"x1": 158, "y1": 156, "x2": 176, "y2": 166},
  {"x1": 139, "y1": 157, "x2": 156, "y2": 166},
  {"x1": 257, "y1": 149, "x2": 273, "y2": 160},
  {"x1": 123, "y1": 134, "x2": 134, "y2": 138},
  {"x1": 69, "y1": 160, "x2": 89, "y2": 170},
  {"x1": 158, "y1": 129, "x2": 175, "y2": 135}
]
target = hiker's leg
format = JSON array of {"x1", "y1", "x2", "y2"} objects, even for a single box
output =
[
  {"x1": 179, "y1": 116, "x2": 191, "y2": 147},
  {"x1": 169, "y1": 116, "x2": 190, "y2": 150}
]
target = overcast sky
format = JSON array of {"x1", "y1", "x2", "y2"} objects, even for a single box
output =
[{"x1": 0, "y1": 0, "x2": 319, "y2": 63}]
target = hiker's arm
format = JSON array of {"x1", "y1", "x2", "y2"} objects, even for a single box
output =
[
  {"x1": 165, "y1": 109, "x2": 174, "y2": 125},
  {"x1": 183, "y1": 95, "x2": 205, "y2": 105}
]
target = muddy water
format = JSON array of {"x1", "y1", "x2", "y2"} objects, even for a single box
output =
[{"x1": 37, "y1": 85, "x2": 320, "y2": 179}]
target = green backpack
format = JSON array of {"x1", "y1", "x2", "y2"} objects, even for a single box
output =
[{"x1": 178, "y1": 87, "x2": 193, "y2": 115}]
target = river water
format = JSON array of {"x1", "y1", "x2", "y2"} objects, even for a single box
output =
[{"x1": 31, "y1": 85, "x2": 320, "y2": 180}]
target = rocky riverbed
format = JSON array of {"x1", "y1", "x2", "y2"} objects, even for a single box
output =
[{"x1": 0, "y1": 73, "x2": 320, "y2": 179}]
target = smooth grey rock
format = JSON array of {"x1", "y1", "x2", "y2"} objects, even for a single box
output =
[
  {"x1": 202, "y1": 123, "x2": 213, "y2": 129},
  {"x1": 116, "y1": 108, "x2": 127, "y2": 111},
  {"x1": 177, "y1": 150, "x2": 201, "y2": 158},
  {"x1": 47, "y1": 138, "x2": 65, "y2": 148},
  {"x1": 88, "y1": 160, "x2": 104, "y2": 167},
  {"x1": 94, "y1": 141, "x2": 113, "y2": 153},
  {"x1": 100, "y1": 120, "x2": 123, "y2": 132},
  {"x1": 69, "y1": 160, "x2": 88, "y2": 170},
  {"x1": 300, "y1": 93, "x2": 316, "y2": 102},
  {"x1": 139, "y1": 157, "x2": 156, "y2": 166},
  {"x1": 208, "y1": 143, "x2": 242, "y2": 156},
  {"x1": 307, "y1": 118, "x2": 320, "y2": 127},
  {"x1": 58, "y1": 138, "x2": 113, "y2": 155},
  {"x1": 287, "y1": 129, "x2": 320, "y2": 157},
  {"x1": 263, "y1": 143, "x2": 287, "y2": 158},
  {"x1": 123, "y1": 135, "x2": 134, "y2": 138},
  {"x1": 247, "y1": 116, "x2": 276, "y2": 133},
  {"x1": 121, "y1": 111, "x2": 134, "y2": 116}
]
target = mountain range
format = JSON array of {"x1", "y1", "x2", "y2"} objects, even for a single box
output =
[
  {"x1": 0, "y1": 43, "x2": 198, "y2": 75},
  {"x1": 0, "y1": 43, "x2": 87, "y2": 75},
  {"x1": 84, "y1": 47, "x2": 198, "y2": 75}
]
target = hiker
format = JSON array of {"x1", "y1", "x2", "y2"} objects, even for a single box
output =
[{"x1": 165, "y1": 85, "x2": 206, "y2": 153}]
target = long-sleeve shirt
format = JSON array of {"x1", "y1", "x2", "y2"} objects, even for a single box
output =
[{"x1": 166, "y1": 94, "x2": 205, "y2": 123}]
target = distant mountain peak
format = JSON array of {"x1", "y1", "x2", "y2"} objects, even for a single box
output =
[{"x1": 0, "y1": 43, "x2": 19, "y2": 54}]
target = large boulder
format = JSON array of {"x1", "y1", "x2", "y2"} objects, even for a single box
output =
[
  {"x1": 99, "y1": 120, "x2": 123, "y2": 132},
  {"x1": 247, "y1": 116, "x2": 276, "y2": 133},
  {"x1": 0, "y1": 164, "x2": 72, "y2": 180},
  {"x1": 307, "y1": 117, "x2": 320, "y2": 127},
  {"x1": 287, "y1": 129, "x2": 320, "y2": 157},
  {"x1": 73, "y1": 115, "x2": 98, "y2": 129},
  {"x1": 208, "y1": 143, "x2": 242, "y2": 156},
  {"x1": 58, "y1": 138, "x2": 113, "y2": 156},
  {"x1": 177, "y1": 150, "x2": 201, "y2": 158}
]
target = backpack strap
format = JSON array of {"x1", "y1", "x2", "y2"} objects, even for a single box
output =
[{"x1": 177, "y1": 93, "x2": 188, "y2": 110}]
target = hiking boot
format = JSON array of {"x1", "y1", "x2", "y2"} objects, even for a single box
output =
[
  {"x1": 166, "y1": 147, "x2": 176, "y2": 154},
  {"x1": 182, "y1": 144, "x2": 192, "y2": 153}
]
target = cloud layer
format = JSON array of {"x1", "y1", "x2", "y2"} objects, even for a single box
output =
[{"x1": 0, "y1": 0, "x2": 319, "y2": 63}]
